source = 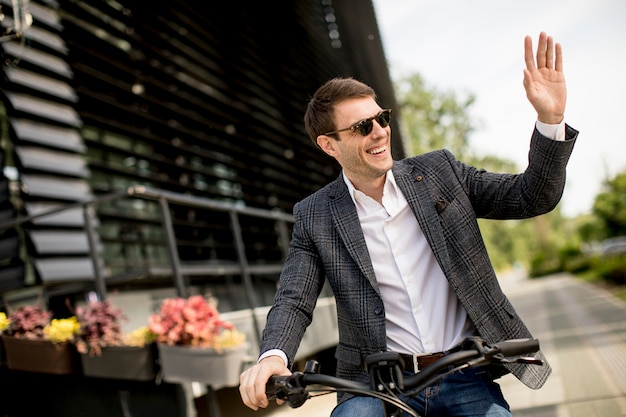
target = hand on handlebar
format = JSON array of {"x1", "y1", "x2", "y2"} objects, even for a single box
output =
[
  {"x1": 263, "y1": 337, "x2": 545, "y2": 414},
  {"x1": 240, "y1": 355, "x2": 291, "y2": 411}
]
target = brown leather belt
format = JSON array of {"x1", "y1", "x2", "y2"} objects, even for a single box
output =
[
  {"x1": 398, "y1": 352, "x2": 445, "y2": 372},
  {"x1": 398, "y1": 345, "x2": 463, "y2": 373}
]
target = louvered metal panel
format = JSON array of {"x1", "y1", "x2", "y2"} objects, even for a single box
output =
[
  {"x1": 20, "y1": 174, "x2": 92, "y2": 200},
  {"x1": 5, "y1": 67, "x2": 78, "y2": 101},
  {"x1": 33, "y1": 256, "x2": 94, "y2": 282},
  {"x1": 26, "y1": 230, "x2": 91, "y2": 254},
  {"x1": 2, "y1": 40, "x2": 73, "y2": 77},
  {"x1": 26, "y1": 202, "x2": 86, "y2": 226},
  {"x1": 24, "y1": 1, "x2": 65, "y2": 31},
  {"x1": 4, "y1": 92, "x2": 81, "y2": 126},
  {"x1": 15, "y1": 146, "x2": 89, "y2": 177},
  {"x1": 10, "y1": 118, "x2": 85, "y2": 152}
]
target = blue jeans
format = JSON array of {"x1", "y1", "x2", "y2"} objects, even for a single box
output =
[{"x1": 330, "y1": 367, "x2": 511, "y2": 417}]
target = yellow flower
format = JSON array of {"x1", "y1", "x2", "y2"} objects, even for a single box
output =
[
  {"x1": 214, "y1": 329, "x2": 246, "y2": 350},
  {"x1": 124, "y1": 326, "x2": 156, "y2": 347},
  {"x1": 43, "y1": 316, "x2": 81, "y2": 343},
  {"x1": 0, "y1": 312, "x2": 10, "y2": 332}
]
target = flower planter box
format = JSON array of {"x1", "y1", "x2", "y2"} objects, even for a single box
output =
[
  {"x1": 1, "y1": 335, "x2": 80, "y2": 374},
  {"x1": 157, "y1": 343, "x2": 247, "y2": 389},
  {"x1": 80, "y1": 344, "x2": 157, "y2": 381}
]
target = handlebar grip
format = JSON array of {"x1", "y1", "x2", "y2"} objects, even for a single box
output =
[
  {"x1": 266, "y1": 375, "x2": 289, "y2": 399},
  {"x1": 494, "y1": 338, "x2": 540, "y2": 356}
]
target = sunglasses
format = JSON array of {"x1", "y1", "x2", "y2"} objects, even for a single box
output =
[{"x1": 324, "y1": 109, "x2": 392, "y2": 137}]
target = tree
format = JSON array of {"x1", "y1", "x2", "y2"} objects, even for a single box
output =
[
  {"x1": 592, "y1": 170, "x2": 626, "y2": 237},
  {"x1": 395, "y1": 74, "x2": 476, "y2": 159}
]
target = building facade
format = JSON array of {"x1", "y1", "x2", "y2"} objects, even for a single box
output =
[{"x1": 0, "y1": 1, "x2": 404, "y2": 414}]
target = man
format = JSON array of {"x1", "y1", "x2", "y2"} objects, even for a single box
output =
[{"x1": 240, "y1": 32, "x2": 577, "y2": 416}]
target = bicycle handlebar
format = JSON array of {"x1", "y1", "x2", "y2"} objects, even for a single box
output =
[{"x1": 266, "y1": 337, "x2": 543, "y2": 413}]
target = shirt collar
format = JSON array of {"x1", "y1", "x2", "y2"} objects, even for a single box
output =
[{"x1": 342, "y1": 169, "x2": 398, "y2": 205}]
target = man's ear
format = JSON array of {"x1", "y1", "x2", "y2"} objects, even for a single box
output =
[{"x1": 317, "y1": 134, "x2": 338, "y2": 157}]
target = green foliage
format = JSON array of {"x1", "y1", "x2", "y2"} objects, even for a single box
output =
[
  {"x1": 589, "y1": 255, "x2": 626, "y2": 285},
  {"x1": 592, "y1": 171, "x2": 626, "y2": 237},
  {"x1": 575, "y1": 214, "x2": 608, "y2": 242},
  {"x1": 395, "y1": 74, "x2": 477, "y2": 159}
]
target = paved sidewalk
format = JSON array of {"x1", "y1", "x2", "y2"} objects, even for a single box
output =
[
  {"x1": 499, "y1": 272, "x2": 626, "y2": 417},
  {"x1": 238, "y1": 272, "x2": 626, "y2": 417}
]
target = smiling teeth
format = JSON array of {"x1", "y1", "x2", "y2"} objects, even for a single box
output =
[{"x1": 368, "y1": 146, "x2": 386, "y2": 155}]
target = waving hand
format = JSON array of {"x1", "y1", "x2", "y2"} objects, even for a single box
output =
[{"x1": 523, "y1": 32, "x2": 566, "y2": 125}]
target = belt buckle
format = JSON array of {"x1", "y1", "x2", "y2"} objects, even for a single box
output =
[
  {"x1": 411, "y1": 352, "x2": 429, "y2": 373},
  {"x1": 411, "y1": 352, "x2": 445, "y2": 372}
]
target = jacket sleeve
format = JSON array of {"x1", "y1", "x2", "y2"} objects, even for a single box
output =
[
  {"x1": 459, "y1": 125, "x2": 577, "y2": 219},
  {"x1": 258, "y1": 199, "x2": 326, "y2": 367}
]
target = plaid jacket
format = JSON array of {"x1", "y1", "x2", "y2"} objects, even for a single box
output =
[{"x1": 261, "y1": 126, "x2": 577, "y2": 395}]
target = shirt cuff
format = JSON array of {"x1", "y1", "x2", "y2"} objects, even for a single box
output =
[
  {"x1": 258, "y1": 349, "x2": 288, "y2": 367},
  {"x1": 536, "y1": 119, "x2": 566, "y2": 141}
]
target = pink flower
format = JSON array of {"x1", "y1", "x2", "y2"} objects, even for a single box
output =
[{"x1": 148, "y1": 295, "x2": 236, "y2": 348}]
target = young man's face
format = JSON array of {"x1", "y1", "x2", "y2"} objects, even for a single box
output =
[{"x1": 316, "y1": 97, "x2": 393, "y2": 187}]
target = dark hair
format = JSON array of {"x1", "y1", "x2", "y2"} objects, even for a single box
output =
[{"x1": 304, "y1": 77, "x2": 376, "y2": 146}]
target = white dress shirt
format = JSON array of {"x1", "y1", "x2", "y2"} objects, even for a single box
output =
[{"x1": 344, "y1": 170, "x2": 475, "y2": 354}]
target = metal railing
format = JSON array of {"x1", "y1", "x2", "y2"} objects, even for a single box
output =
[{"x1": 0, "y1": 184, "x2": 295, "y2": 344}]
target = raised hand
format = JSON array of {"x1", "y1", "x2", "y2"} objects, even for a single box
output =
[{"x1": 523, "y1": 32, "x2": 566, "y2": 125}]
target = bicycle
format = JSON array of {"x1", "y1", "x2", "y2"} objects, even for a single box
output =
[{"x1": 266, "y1": 337, "x2": 544, "y2": 417}]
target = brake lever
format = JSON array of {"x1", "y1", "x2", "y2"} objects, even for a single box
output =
[
  {"x1": 488, "y1": 353, "x2": 544, "y2": 365},
  {"x1": 515, "y1": 356, "x2": 544, "y2": 366}
]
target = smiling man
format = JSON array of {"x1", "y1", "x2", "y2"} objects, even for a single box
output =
[{"x1": 240, "y1": 32, "x2": 578, "y2": 416}]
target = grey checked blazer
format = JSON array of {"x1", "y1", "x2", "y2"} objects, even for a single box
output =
[{"x1": 261, "y1": 126, "x2": 577, "y2": 395}]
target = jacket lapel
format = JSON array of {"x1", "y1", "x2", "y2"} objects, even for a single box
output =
[
  {"x1": 328, "y1": 177, "x2": 380, "y2": 295},
  {"x1": 392, "y1": 162, "x2": 452, "y2": 273}
]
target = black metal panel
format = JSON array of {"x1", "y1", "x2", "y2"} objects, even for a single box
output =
[
  {"x1": 0, "y1": 262, "x2": 24, "y2": 291},
  {"x1": 0, "y1": 231, "x2": 18, "y2": 259}
]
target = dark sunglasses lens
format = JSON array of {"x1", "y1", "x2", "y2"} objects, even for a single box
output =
[
  {"x1": 355, "y1": 110, "x2": 391, "y2": 136},
  {"x1": 358, "y1": 119, "x2": 374, "y2": 136},
  {"x1": 377, "y1": 110, "x2": 391, "y2": 127}
]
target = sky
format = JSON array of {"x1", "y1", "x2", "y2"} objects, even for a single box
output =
[{"x1": 371, "y1": 0, "x2": 626, "y2": 217}]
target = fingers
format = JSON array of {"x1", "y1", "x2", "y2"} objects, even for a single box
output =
[
  {"x1": 239, "y1": 356, "x2": 290, "y2": 411},
  {"x1": 239, "y1": 366, "x2": 262, "y2": 410},
  {"x1": 526, "y1": 32, "x2": 562, "y2": 72},
  {"x1": 555, "y1": 42, "x2": 563, "y2": 72},
  {"x1": 240, "y1": 366, "x2": 270, "y2": 410},
  {"x1": 524, "y1": 35, "x2": 535, "y2": 71}
]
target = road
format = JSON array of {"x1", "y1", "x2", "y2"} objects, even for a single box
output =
[{"x1": 218, "y1": 272, "x2": 626, "y2": 417}]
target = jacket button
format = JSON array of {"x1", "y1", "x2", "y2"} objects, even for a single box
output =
[
  {"x1": 374, "y1": 306, "x2": 384, "y2": 315},
  {"x1": 416, "y1": 175, "x2": 423, "y2": 181}
]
